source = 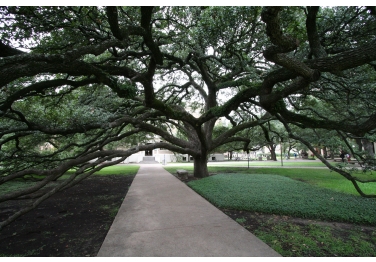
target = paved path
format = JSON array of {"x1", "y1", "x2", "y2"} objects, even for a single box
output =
[{"x1": 97, "y1": 164, "x2": 280, "y2": 257}]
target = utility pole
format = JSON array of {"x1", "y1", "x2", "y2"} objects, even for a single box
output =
[
  {"x1": 247, "y1": 150, "x2": 250, "y2": 169},
  {"x1": 280, "y1": 138, "x2": 283, "y2": 167}
]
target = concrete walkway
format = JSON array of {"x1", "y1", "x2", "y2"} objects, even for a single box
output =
[{"x1": 97, "y1": 164, "x2": 280, "y2": 257}]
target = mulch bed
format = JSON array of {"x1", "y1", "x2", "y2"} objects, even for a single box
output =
[{"x1": 0, "y1": 174, "x2": 135, "y2": 257}]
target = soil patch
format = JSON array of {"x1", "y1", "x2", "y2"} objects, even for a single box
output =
[
  {"x1": 0, "y1": 174, "x2": 135, "y2": 257},
  {"x1": 222, "y1": 209, "x2": 376, "y2": 234}
]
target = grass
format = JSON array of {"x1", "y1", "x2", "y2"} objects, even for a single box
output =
[
  {"x1": 91, "y1": 165, "x2": 139, "y2": 176},
  {"x1": 164, "y1": 165, "x2": 376, "y2": 196},
  {"x1": 210, "y1": 161, "x2": 326, "y2": 167},
  {"x1": 167, "y1": 160, "x2": 327, "y2": 167},
  {"x1": 60, "y1": 164, "x2": 139, "y2": 179},
  {"x1": 0, "y1": 180, "x2": 35, "y2": 195},
  {"x1": 240, "y1": 167, "x2": 376, "y2": 196},
  {"x1": 0, "y1": 165, "x2": 140, "y2": 195}
]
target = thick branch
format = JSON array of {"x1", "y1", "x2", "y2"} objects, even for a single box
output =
[
  {"x1": 140, "y1": 6, "x2": 163, "y2": 65},
  {"x1": 211, "y1": 115, "x2": 274, "y2": 150},
  {"x1": 106, "y1": 7, "x2": 123, "y2": 40},
  {"x1": 261, "y1": 7, "x2": 321, "y2": 82},
  {"x1": 0, "y1": 39, "x2": 121, "y2": 88},
  {"x1": 0, "y1": 41, "x2": 25, "y2": 57},
  {"x1": 1, "y1": 78, "x2": 97, "y2": 111},
  {"x1": 278, "y1": 114, "x2": 376, "y2": 198},
  {"x1": 306, "y1": 6, "x2": 327, "y2": 58}
]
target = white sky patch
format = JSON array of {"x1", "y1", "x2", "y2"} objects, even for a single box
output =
[{"x1": 206, "y1": 46, "x2": 215, "y2": 56}]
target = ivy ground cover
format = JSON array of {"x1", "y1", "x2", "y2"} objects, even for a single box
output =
[{"x1": 187, "y1": 173, "x2": 376, "y2": 225}]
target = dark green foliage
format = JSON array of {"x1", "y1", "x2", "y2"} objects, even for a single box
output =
[{"x1": 188, "y1": 173, "x2": 376, "y2": 225}]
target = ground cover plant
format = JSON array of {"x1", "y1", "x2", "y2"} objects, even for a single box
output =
[
  {"x1": 166, "y1": 165, "x2": 376, "y2": 256},
  {"x1": 0, "y1": 165, "x2": 138, "y2": 257},
  {"x1": 224, "y1": 210, "x2": 376, "y2": 257},
  {"x1": 187, "y1": 173, "x2": 376, "y2": 225}
]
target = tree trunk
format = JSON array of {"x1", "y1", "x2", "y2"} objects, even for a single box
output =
[
  {"x1": 270, "y1": 149, "x2": 277, "y2": 161},
  {"x1": 323, "y1": 146, "x2": 328, "y2": 158},
  {"x1": 268, "y1": 144, "x2": 277, "y2": 161},
  {"x1": 362, "y1": 139, "x2": 375, "y2": 156},
  {"x1": 356, "y1": 138, "x2": 363, "y2": 151},
  {"x1": 193, "y1": 155, "x2": 209, "y2": 178},
  {"x1": 287, "y1": 145, "x2": 293, "y2": 158}
]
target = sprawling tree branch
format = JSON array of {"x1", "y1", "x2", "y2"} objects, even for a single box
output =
[{"x1": 1, "y1": 6, "x2": 376, "y2": 230}]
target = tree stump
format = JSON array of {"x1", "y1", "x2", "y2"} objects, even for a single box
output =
[{"x1": 176, "y1": 169, "x2": 188, "y2": 180}]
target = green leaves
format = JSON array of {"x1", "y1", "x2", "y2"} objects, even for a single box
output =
[{"x1": 113, "y1": 82, "x2": 137, "y2": 99}]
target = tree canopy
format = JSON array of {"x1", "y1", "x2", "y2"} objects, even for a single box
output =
[{"x1": 1, "y1": 6, "x2": 376, "y2": 229}]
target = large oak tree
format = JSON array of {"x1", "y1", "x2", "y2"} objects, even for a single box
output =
[{"x1": 1, "y1": 6, "x2": 376, "y2": 229}]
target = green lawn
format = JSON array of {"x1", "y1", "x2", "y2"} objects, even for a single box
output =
[
  {"x1": 164, "y1": 165, "x2": 376, "y2": 196},
  {"x1": 0, "y1": 165, "x2": 140, "y2": 195},
  {"x1": 61, "y1": 164, "x2": 140, "y2": 178},
  {"x1": 167, "y1": 160, "x2": 327, "y2": 167},
  {"x1": 241, "y1": 167, "x2": 376, "y2": 196},
  {"x1": 210, "y1": 161, "x2": 326, "y2": 167},
  {"x1": 90, "y1": 164, "x2": 139, "y2": 176}
]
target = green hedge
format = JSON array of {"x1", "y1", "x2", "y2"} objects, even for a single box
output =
[{"x1": 188, "y1": 173, "x2": 376, "y2": 225}]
